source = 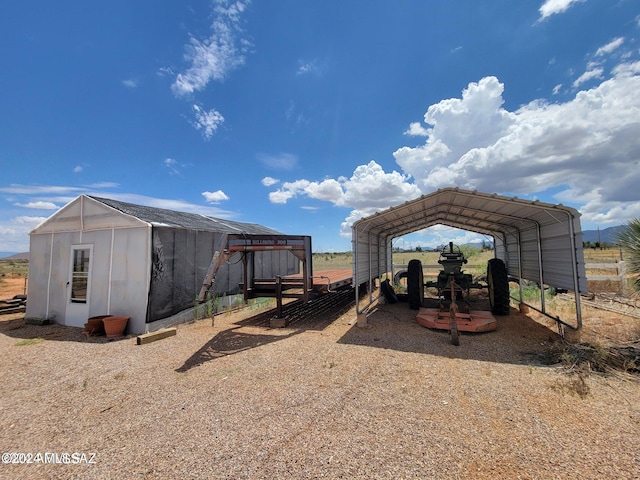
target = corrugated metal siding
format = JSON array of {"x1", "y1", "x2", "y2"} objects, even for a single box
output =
[
  {"x1": 252, "y1": 250, "x2": 300, "y2": 279},
  {"x1": 352, "y1": 188, "x2": 587, "y2": 294},
  {"x1": 353, "y1": 234, "x2": 385, "y2": 286}
]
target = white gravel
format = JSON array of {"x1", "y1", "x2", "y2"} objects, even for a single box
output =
[{"x1": 1, "y1": 295, "x2": 639, "y2": 479}]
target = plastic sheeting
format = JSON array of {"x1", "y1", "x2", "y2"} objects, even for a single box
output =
[{"x1": 147, "y1": 227, "x2": 301, "y2": 323}]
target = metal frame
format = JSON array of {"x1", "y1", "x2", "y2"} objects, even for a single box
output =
[
  {"x1": 352, "y1": 188, "x2": 587, "y2": 330},
  {"x1": 199, "y1": 234, "x2": 313, "y2": 318}
]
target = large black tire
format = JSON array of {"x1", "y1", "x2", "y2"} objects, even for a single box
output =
[
  {"x1": 393, "y1": 270, "x2": 408, "y2": 287},
  {"x1": 380, "y1": 279, "x2": 398, "y2": 304},
  {"x1": 407, "y1": 259, "x2": 424, "y2": 310},
  {"x1": 487, "y1": 258, "x2": 510, "y2": 315}
]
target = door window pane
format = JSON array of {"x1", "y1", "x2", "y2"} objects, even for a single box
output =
[{"x1": 71, "y1": 248, "x2": 90, "y2": 303}]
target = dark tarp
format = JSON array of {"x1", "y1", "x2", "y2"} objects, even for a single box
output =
[{"x1": 147, "y1": 227, "x2": 302, "y2": 323}]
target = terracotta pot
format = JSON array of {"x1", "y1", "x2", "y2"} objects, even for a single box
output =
[
  {"x1": 85, "y1": 315, "x2": 109, "y2": 335},
  {"x1": 103, "y1": 316, "x2": 130, "y2": 338}
]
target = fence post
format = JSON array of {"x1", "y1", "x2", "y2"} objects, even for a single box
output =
[{"x1": 618, "y1": 261, "x2": 626, "y2": 296}]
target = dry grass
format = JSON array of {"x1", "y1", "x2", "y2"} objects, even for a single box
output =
[
  {"x1": 0, "y1": 259, "x2": 29, "y2": 278},
  {"x1": 521, "y1": 291, "x2": 640, "y2": 383},
  {"x1": 583, "y1": 248, "x2": 622, "y2": 263}
]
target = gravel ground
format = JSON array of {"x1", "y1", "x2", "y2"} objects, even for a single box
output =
[{"x1": 1, "y1": 291, "x2": 639, "y2": 479}]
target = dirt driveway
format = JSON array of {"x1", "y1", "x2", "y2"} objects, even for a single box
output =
[{"x1": 1, "y1": 290, "x2": 639, "y2": 479}]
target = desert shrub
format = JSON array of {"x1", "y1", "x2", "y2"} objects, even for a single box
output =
[
  {"x1": 616, "y1": 218, "x2": 640, "y2": 292},
  {"x1": 459, "y1": 244, "x2": 481, "y2": 261}
]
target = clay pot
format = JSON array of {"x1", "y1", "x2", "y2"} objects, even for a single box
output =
[
  {"x1": 103, "y1": 316, "x2": 130, "y2": 338},
  {"x1": 84, "y1": 315, "x2": 109, "y2": 335}
]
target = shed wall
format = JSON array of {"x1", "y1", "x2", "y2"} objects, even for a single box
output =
[{"x1": 26, "y1": 226, "x2": 151, "y2": 333}]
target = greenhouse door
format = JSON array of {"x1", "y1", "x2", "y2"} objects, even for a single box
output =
[{"x1": 66, "y1": 245, "x2": 93, "y2": 328}]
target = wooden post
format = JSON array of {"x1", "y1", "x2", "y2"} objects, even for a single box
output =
[
  {"x1": 275, "y1": 275, "x2": 283, "y2": 318},
  {"x1": 619, "y1": 261, "x2": 627, "y2": 296},
  {"x1": 198, "y1": 234, "x2": 228, "y2": 302},
  {"x1": 136, "y1": 328, "x2": 177, "y2": 345},
  {"x1": 270, "y1": 276, "x2": 289, "y2": 328}
]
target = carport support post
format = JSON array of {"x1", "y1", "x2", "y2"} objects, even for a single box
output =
[
  {"x1": 536, "y1": 223, "x2": 546, "y2": 315},
  {"x1": 357, "y1": 310, "x2": 368, "y2": 327},
  {"x1": 516, "y1": 231, "x2": 525, "y2": 310},
  {"x1": 368, "y1": 234, "x2": 374, "y2": 306},
  {"x1": 353, "y1": 224, "x2": 383, "y2": 318},
  {"x1": 566, "y1": 212, "x2": 583, "y2": 329}
]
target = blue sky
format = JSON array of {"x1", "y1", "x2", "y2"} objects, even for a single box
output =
[{"x1": 1, "y1": 0, "x2": 640, "y2": 255}]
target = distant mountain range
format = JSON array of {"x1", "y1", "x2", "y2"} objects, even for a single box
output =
[
  {"x1": 581, "y1": 225, "x2": 626, "y2": 245},
  {"x1": 0, "y1": 252, "x2": 29, "y2": 260}
]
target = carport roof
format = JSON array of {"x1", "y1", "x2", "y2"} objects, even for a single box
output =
[
  {"x1": 352, "y1": 187, "x2": 582, "y2": 241},
  {"x1": 352, "y1": 187, "x2": 587, "y2": 302}
]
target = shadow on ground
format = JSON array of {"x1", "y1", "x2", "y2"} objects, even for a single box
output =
[
  {"x1": 0, "y1": 315, "x2": 116, "y2": 344},
  {"x1": 175, "y1": 326, "x2": 301, "y2": 372},
  {"x1": 175, "y1": 289, "x2": 355, "y2": 372},
  {"x1": 339, "y1": 299, "x2": 563, "y2": 367}
]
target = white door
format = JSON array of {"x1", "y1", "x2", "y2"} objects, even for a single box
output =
[{"x1": 66, "y1": 245, "x2": 93, "y2": 328}]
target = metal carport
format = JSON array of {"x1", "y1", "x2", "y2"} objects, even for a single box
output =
[{"x1": 352, "y1": 187, "x2": 588, "y2": 330}]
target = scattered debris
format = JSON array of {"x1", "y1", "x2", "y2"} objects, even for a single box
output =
[{"x1": 0, "y1": 294, "x2": 27, "y2": 315}]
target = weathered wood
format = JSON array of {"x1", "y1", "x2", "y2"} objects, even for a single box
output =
[
  {"x1": 0, "y1": 306, "x2": 26, "y2": 315},
  {"x1": 585, "y1": 263, "x2": 620, "y2": 269},
  {"x1": 585, "y1": 261, "x2": 627, "y2": 294},
  {"x1": 198, "y1": 234, "x2": 229, "y2": 302},
  {"x1": 270, "y1": 317, "x2": 288, "y2": 328},
  {"x1": 136, "y1": 327, "x2": 177, "y2": 345}
]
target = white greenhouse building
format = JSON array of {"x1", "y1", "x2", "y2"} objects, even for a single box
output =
[{"x1": 25, "y1": 195, "x2": 297, "y2": 334}]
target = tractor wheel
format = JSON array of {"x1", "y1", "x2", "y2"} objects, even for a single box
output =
[
  {"x1": 380, "y1": 279, "x2": 398, "y2": 304},
  {"x1": 407, "y1": 259, "x2": 424, "y2": 310},
  {"x1": 487, "y1": 258, "x2": 510, "y2": 315},
  {"x1": 393, "y1": 270, "x2": 408, "y2": 288}
]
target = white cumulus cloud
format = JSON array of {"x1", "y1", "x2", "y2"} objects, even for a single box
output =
[
  {"x1": 171, "y1": 0, "x2": 251, "y2": 97},
  {"x1": 14, "y1": 201, "x2": 58, "y2": 210},
  {"x1": 393, "y1": 60, "x2": 640, "y2": 227},
  {"x1": 404, "y1": 122, "x2": 430, "y2": 137},
  {"x1": 538, "y1": 0, "x2": 585, "y2": 21},
  {"x1": 267, "y1": 161, "x2": 421, "y2": 236},
  {"x1": 595, "y1": 37, "x2": 625, "y2": 57},
  {"x1": 267, "y1": 57, "x2": 640, "y2": 238},
  {"x1": 261, "y1": 176, "x2": 280, "y2": 187},
  {"x1": 192, "y1": 105, "x2": 225, "y2": 140},
  {"x1": 202, "y1": 190, "x2": 230, "y2": 203},
  {"x1": 573, "y1": 66, "x2": 604, "y2": 87},
  {"x1": 0, "y1": 216, "x2": 48, "y2": 252},
  {"x1": 394, "y1": 76, "x2": 516, "y2": 190}
]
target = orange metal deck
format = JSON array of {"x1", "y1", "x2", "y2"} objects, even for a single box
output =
[
  {"x1": 416, "y1": 307, "x2": 497, "y2": 332},
  {"x1": 309, "y1": 269, "x2": 353, "y2": 292}
]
